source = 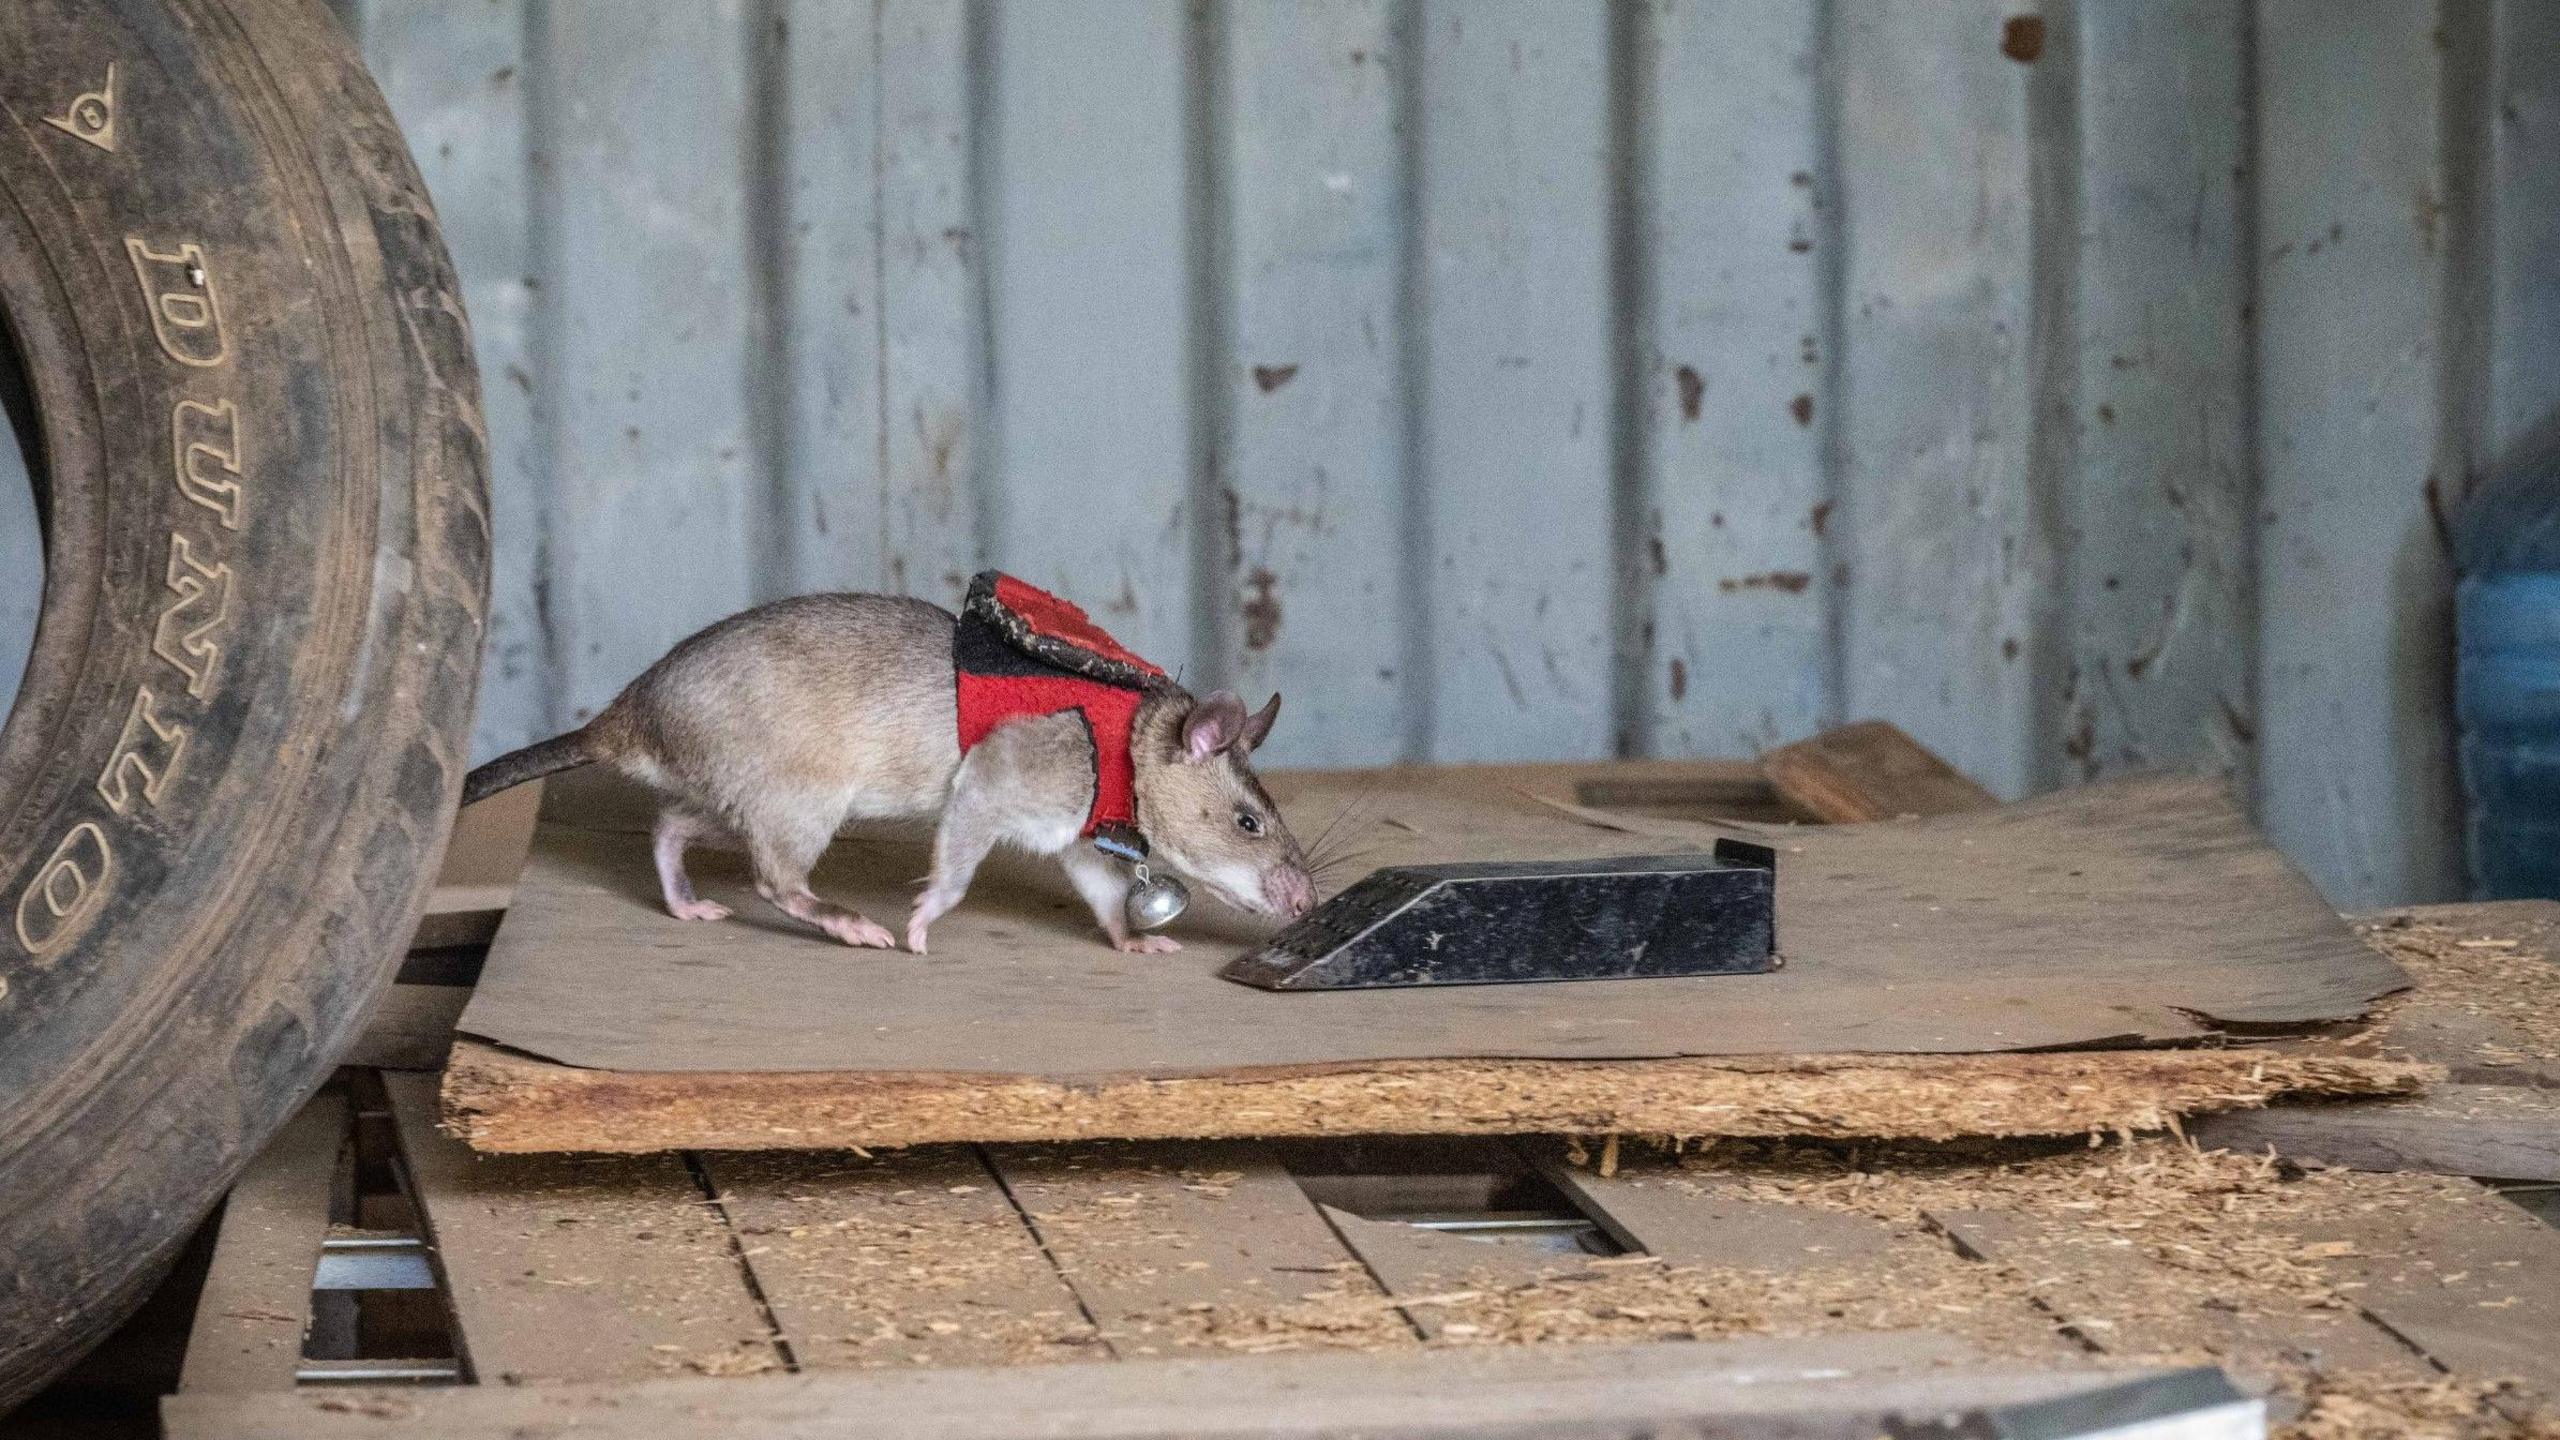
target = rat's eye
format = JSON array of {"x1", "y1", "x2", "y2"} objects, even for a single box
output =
[{"x1": 1235, "y1": 809, "x2": 1264, "y2": 836}]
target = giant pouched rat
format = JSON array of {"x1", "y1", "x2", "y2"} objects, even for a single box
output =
[{"x1": 460, "y1": 593, "x2": 1317, "y2": 953}]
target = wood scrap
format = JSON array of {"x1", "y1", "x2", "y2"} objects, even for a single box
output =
[
  {"x1": 1569, "y1": 1134, "x2": 2560, "y2": 1430},
  {"x1": 462, "y1": 774, "x2": 2409, "y2": 1080},
  {"x1": 1928, "y1": 1206, "x2": 2431, "y2": 1384},
  {"x1": 1760, "y1": 719, "x2": 2000, "y2": 823},
  {"x1": 2194, "y1": 1086, "x2": 2560, "y2": 1183},
  {"x1": 380, "y1": 1073, "x2": 780, "y2": 1382},
  {"x1": 440, "y1": 1036, "x2": 2427, "y2": 1154},
  {"x1": 159, "y1": 1333, "x2": 2157, "y2": 1440},
  {"x1": 2189, "y1": 902, "x2": 2560, "y2": 1183},
  {"x1": 980, "y1": 1141, "x2": 1413, "y2": 1357},
  {"x1": 1324, "y1": 1155, "x2": 2072, "y2": 1359},
  {"x1": 2292, "y1": 1175, "x2": 2560, "y2": 1406},
  {"x1": 2353, "y1": 902, "x2": 2560, "y2": 1086},
  {"x1": 692, "y1": 1147, "x2": 1098, "y2": 1368},
  {"x1": 178, "y1": 1091, "x2": 346, "y2": 1393}
]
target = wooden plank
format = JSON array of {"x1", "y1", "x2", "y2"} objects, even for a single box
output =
[
  {"x1": 983, "y1": 1141, "x2": 1415, "y2": 1357},
  {"x1": 1930, "y1": 1206, "x2": 2429, "y2": 1384},
  {"x1": 693, "y1": 1147, "x2": 1099, "y2": 1369},
  {"x1": 381, "y1": 1072, "x2": 778, "y2": 1383},
  {"x1": 164, "y1": 1333, "x2": 2154, "y2": 1440},
  {"x1": 538, "y1": 2, "x2": 760, "y2": 726},
  {"x1": 1537, "y1": 1154, "x2": 1894, "y2": 1267},
  {"x1": 877, "y1": 0, "x2": 985, "y2": 605},
  {"x1": 2354, "y1": 902, "x2": 2560, "y2": 1087},
  {"x1": 1414, "y1": 0, "x2": 1616, "y2": 762},
  {"x1": 342, "y1": 982, "x2": 471, "y2": 1071},
  {"x1": 2300, "y1": 1177, "x2": 2560, "y2": 1398},
  {"x1": 462, "y1": 773, "x2": 2408, "y2": 1075},
  {"x1": 1759, "y1": 719, "x2": 1999, "y2": 822},
  {"x1": 1525, "y1": 1149, "x2": 2075, "y2": 1361},
  {"x1": 445, "y1": 772, "x2": 2425, "y2": 1152},
  {"x1": 2060, "y1": 0, "x2": 2255, "y2": 789},
  {"x1": 1833, "y1": 0, "x2": 2040, "y2": 801},
  {"x1": 1215, "y1": 0, "x2": 1411, "y2": 766},
  {"x1": 447, "y1": 1033, "x2": 2419, "y2": 1157},
  {"x1": 1633, "y1": 0, "x2": 1834, "y2": 758},
  {"x1": 2194, "y1": 1085, "x2": 2560, "y2": 1183},
  {"x1": 980, "y1": 0, "x2": 1196, "y2": 665},
  {"x1": 349, "y1": 0, "x2": 543, "y2": 760},
  {"x1": 1314, "y1": 1205, "x2": 1572, "y2": 1339},
  {"x1": 2253, "y1": 1, "x2": 2464, "y2": 907},
  {"x1": 178, "y1": 1092, "x2": 346, "y2": 1393}
]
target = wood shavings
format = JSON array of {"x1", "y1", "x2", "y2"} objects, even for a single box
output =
[
  {"x1": 2355, "y1": 909, "x2": 2560, "y2": 1082},
  {"x1": 444, "y1": 1040, "x2": 2427, "y2": 1154}
]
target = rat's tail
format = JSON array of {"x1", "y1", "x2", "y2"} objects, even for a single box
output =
[{"x1": 461, "y1": 728, "x2": 595, "y2": 808}]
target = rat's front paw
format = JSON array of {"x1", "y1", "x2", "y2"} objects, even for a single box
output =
[
  {"x1": 668, "y1": 899, "x2": 732, "y2": 922},
  {"x1": 822, "y1": 913, "x2": 898, "y2": 949},
  {"x1": 903, "y1": 912, "x2": 933, "y2": 955},
  {"x1": 1113, "y1": 934, "x2": 1183, "y2": 955}
]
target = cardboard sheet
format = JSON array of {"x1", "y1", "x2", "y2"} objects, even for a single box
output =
[{"x1": 457, "y1": 771, "x2": 2408, "y2": 1078}]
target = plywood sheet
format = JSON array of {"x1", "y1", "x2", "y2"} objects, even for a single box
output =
[
  {"x1": 162, "y1": 1333, "x2": 2149, "y2": 1440},
  {"x1": 178, "y1": 1093, "x2": 346, "y2": 1393},
  {"x1": 382, "y1": 1074, "x2": 779, "y2": 1382},
  {"x1": 458, "y1": 772, "x2": 2406, "y2": 1079},
  {"x1": 443, "y1": 1040, "x2": 2423, "y2": 1154},
  {"x1": 694, "y1": 1148, "x2": 1098, "y2": 1369}
]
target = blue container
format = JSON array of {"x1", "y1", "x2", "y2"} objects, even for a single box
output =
[{"x1": 2456, "y1": 448, "x2": 2560, "y2": 898}]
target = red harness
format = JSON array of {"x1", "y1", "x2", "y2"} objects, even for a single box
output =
[{"x1": 953, "y1": 573, "x2": 1167, "y2": 839}]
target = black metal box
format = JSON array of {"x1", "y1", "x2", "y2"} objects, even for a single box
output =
[{"x1": 1220, "y1": 841, "x2": 1778, "y2": 991}]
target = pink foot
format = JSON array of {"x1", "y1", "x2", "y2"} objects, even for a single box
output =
[
  {"x1": 820, "y1": 913, "x2": 898, "y2": 949},
  {"x1": 1113, "y1": 934, "x2": 1183, "y2": 955},
  {"x1": 668, "y1": 899, "x2": 731, "y2": 922},
  {"x1": 904, "y1": 912, "x2": 933, "y2": 955}
]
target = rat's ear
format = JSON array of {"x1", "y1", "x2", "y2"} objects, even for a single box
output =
[
  {"x1": 1242, "y1": 693, "x2": 1281, "y2": 752},
  {"x1": 1182, "y1": 690, "x2": 1250, "y2": 761}
]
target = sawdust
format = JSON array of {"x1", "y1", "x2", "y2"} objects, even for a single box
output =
[
  {"x1": 992, "y1": 1144, "x2": 1415, "y2": 1358},
  {"x1": 1550, "y1": 1136, "x2": 2560, "y2": 1437},
  {"x1": 442, "y1": 1039, "x2": 2427, "y2": 1154},
  {"x1": 2356, "y1": 909, "x2": 2560, "y2": 1082},
  {"x1": 698, "y1": 1148, "x2": 1101, "y2": 1369},
  {"x1": 2286, "y1": 1380, "x2": 2560, "y2": 1440}
]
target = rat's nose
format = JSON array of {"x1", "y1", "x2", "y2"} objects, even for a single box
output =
[{"x1": 1268, "y1": 867, "x2": 1317, "y2": 919}]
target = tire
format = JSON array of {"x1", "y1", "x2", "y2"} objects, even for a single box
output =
[{"x1": 0, "y1": 0, "x2": 487, "y2": 1407}]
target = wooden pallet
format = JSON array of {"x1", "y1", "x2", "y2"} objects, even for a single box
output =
[
  {"x1": 163, "y1": 1060, "x2": 2560, "y2": 1437},
  {"x1": 164, "y1": 749, "x2": 2560, "y2": 1436}
]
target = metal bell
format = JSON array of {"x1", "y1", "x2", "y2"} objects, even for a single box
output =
[{"x1": 1125, "y1": 861, "x2": 1189, "y2": 931}]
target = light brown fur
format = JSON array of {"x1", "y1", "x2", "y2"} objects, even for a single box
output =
[{"x1": 469, "y1": 593, "x2": 1313, "y2": 952}]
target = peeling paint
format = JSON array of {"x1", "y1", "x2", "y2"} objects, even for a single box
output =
[
  {"x1": 1240, "y1": 567, "x2": 1282, "y2": 650},
  {"x1": 1999, "y1": 15, "x2": 2045, "y2": 64},
  {"x1": 1717, "y1": 571, "x2": 1812, "y2": 594}
]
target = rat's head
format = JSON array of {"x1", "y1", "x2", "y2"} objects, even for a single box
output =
[{"x1": 1133, "y1": 689, "x2": 1315, "y2": 921}]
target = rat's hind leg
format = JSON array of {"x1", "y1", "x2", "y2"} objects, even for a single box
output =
[
  {"x1": 743, "y1": 813, "x2": 896, "y2": 949},
  {"x1": 653, "y1": 808, "x2": 734, "y2": 921}
]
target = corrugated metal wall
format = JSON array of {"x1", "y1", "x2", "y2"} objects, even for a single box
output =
[
  {"x1": 343, "y1": 0, "x2": 2560, "y2": 908},
  {"x1": 7, "y1": 0, "x2": 2547, "y2": 908}
]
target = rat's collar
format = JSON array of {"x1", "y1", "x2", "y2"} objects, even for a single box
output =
[{"x1": 952, "y1": 571, "x2": 1167, "y2": 841}]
